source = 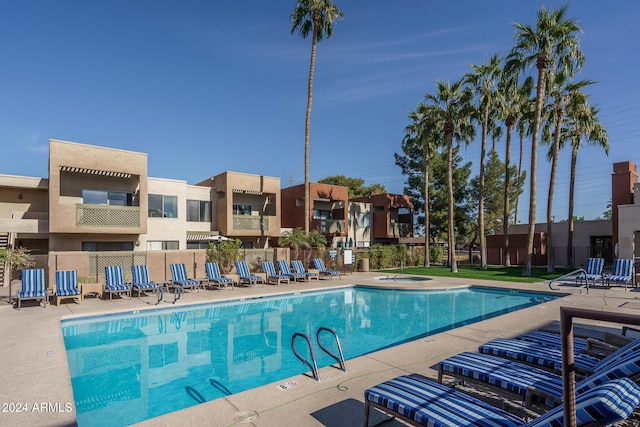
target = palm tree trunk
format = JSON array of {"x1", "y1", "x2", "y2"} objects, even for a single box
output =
[
  {"x1": 515, "y1": 131, "x2": 524, "y2": 223},
  {"x1": 566, "y1": 146, "x2": 578, "y2": 268},
  {"x1": 523, "y1": 63, "x2": 547, "y2": 277},
  {"x1": 503, "y1": 121, "x2": 513, "y2": 266},
  {"x1": 446, "y1": 129, "x2": 458, "y2": 273},
  {"x1": 478, "y1": 106, "x2": 488, "y2": 270},
  {"x1": 546, "y1": 107, "x2": 563, "y2": 273},
  {"x1": 423, "y1": 144, "x2": 430, "y2": 267},
  {"x1": 304, "y1": 20, "x2": 319, "y2": 233}
]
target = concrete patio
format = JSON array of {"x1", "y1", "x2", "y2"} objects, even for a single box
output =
[{"x1": 1, "y1": 270, "x2": 639, "y2": 427}]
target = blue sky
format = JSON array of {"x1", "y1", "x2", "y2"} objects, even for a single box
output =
[{"x1": 1, "y1": 1, "x2": 638, "y2": 224}]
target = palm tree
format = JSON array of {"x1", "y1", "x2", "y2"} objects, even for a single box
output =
[
  {"x1": 507, "y1": 4, "x2": 584, "y2": 276},
  {"x1": 544, "y1": 76, "x2": 593, "y2": 272},
  {"x1": 423, "y1": 80, "x2": 475, "y2": 273},
  {"x1": 279, "y1": 228, "x2": 309, "y2": 260},
  {"x1": 465, "y1": 54, "x2": 502, "y2": 270},
  {"x1": 291, "y1": 0, "x2": 343, "y2": 233},
  {"x1": 402, "y1": 104, "x2": 440, "y2": 267},
  {"x1": 564, "y1": 96, "x2": 608, "y2": 268},
  {"x1": 496, "y1": 73, "x2": 533, "y2": 266}
]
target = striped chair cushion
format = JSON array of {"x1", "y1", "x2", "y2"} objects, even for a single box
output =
[
  {"x1": 365, "y1": 374, "x2": 640, "y2": 427},
  {"x1": 205, "y1": 262, "x2": 233, "y2": 283},
  {"x1": 479, "y1": 338, "x2": 600, "y2": 373},
  {"x1": 105, "y1": 266, "x2": 129, "y2": 290},
  {"x1": 19, "y1": 268, "x2": 47, "y2": 298},
  {"x1": 515, "y1": 331, "x2": 589, "y2": 352},
  {"x1": 131, "y1": 265, "x2": 158, "y2": 290},
  {"x1": 313, "y1": 258, "x2": 340, "y2": 275},
  {"x1": 365, "y1": 374, "x2": 523, "y2": 427},
  {"x1": 276, "y1": 260, "x2": 306, "y2": 280},
  {"x1": 235, "y1": 261, "x2": 260, "y2": 280},
  {"x1": 170, "y1": 264, "x2": 199, "y2": 285},
  {"x1": 55, "y1": 270, "x2": 80, "y2": 296},
  {"x1": 262, "y1": 262, "x2": 289, "y2": 280},
  {"x1": 292, "y1": 260, "x2": 318, "y2": 278}
]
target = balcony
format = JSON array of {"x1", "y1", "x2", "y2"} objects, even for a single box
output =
[
  {"x1": 318, "y1": 219, "x2": 345, "y2": 234},
  {"x1": 76, "y1": 204, "x2": 140, "y2": 228},
  {"x1": 232, "y1": 215, "x2": 269, "y2": 231},
  {"x1": 390, "y1": 222, "x2": 411, "y2": 238}
]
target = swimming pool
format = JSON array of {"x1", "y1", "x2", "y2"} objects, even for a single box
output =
[{"x1": 61, "y1": 285, "x2": 558, "y2": 426}]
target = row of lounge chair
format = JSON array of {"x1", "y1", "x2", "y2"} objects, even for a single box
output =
[
  {"x1": 15, "y1": 258, "x2": 342, "y2": 308},
  {"x1": 364, "y1": 329, "x2": 640, "y2": 426},
  {"x1": 576, "y1": 257, "x2": 634, "y2": 289}
]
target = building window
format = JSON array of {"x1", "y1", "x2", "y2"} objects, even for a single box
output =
[
  {"x1": 149, "y1": 194, "x2": 178, "y2": 218},
  {"x1": 187, "y1": 242, "x2": 209, "y2": 250},
  {"x1": 81, "y1": 241, "x2": 135, "y2": 251},
  {"x1": 146, "y1": 241, "x2": 179, "y2": 250},
  {"x1": 187, "y1": 200, "x2": 211, "y2": 222},
  {"x1": 82, "y1": 189, "x2": 132, "y2": 206},
  {"x1": 233, "y1": 204, "x2": 252, "y2": 215},
  {"x1": 313, "y1": 209, "x2": 330, "y2": 220}
]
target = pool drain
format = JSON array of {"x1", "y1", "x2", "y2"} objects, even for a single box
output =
[{"x1": 234, "y1": 410, "x2": 258, "y2": 423}]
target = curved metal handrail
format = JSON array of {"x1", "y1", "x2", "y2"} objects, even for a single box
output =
[
  {"x1": 291, "y1": 332, "x2": 320, "y2": 381},
  {"x1": 316, "y1": 326, "x2": 347, "y2": 372},
  {"x1": 548, "y1": 268, "x2": 589, "y2": 294}
]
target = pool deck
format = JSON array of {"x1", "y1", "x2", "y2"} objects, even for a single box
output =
[{"x1": 1, "y1": 271, "x2": 640, "y2": 427}]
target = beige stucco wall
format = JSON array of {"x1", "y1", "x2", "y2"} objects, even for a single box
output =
[{"x1": 617, "y1": 204, "x2": 640, "y2": 259}]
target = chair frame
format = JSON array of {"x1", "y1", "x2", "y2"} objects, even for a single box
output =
[
  {"x1": 131, "y1": 265, "x2": 160, "y2": 300},
  {"x1": 234, "y1": 260, "x2": 264, "y2": 287},
  {"x1": 261, "y1": 261, "x2": 290, "y2": 285},
  {"x1": 16, "y1": 268, "x2": 49, "y2": 310},
  {"x1": 575, "y1": 257, "x2": 604, "y2": 287},
  {"x1": 276, "y1": 260, "x2": 307, "y2": 282},
  {"x1": 313, "y1": 258, "x2": 341, "y2": 280},
  {"x1": 170, "y1": 263, "x2": 204, "y2": 292},
  {"x1": 104, "y1": 265, "x2": 132, "y2": 301},
  {"x1": 205, "y1": 262, "x2": 236, "y2": 289},
  {"x1": 605, "y1": 258, "x2": 634, "y2": 289},
  {"x1": 54, "y1": 270, "x2": 81, "y2": 306},
  {"x1": 291, "y1": 260, "x2": 319, "y2": 281}
]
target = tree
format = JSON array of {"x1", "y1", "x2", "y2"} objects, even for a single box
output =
[
  {"x1": 423, "y1": 80, "x2": 475, "y2": 272},
  {"x1": 563, "y1": 95, "x2": 608, "y2": 268},
  {"x1": 544, "y1": 76, "x2": 593, "y2": 272},
  {"x1": 496, "y1": 71, "x2": 533, "y2": 266},
  {"x1": 0, "y1": 247, "x2": 35, "y2": 283},
  {"x1": 291, "y1": 0, "x2": 343, "y2": 233},
  {"x1": 396, "y1": 103, "x2": 440, "y2": 267},
  {"x1": 206, "y1": 239, "x2": 242, "y2": 274},
  {"x1": 507, "y1": 4, "x2": 584, "y2": 276},
  {"x1": 279, "y1": 228, "x2": 310, "y2": 260},
  {"x1": 465, "y1": 53, "x2": 502, "y2": 270},
  {"x1": 318, "y1": 175, "x2": 386, "y2": 197}
]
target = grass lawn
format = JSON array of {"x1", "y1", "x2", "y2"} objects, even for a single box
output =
[{"x1": 380, "y1": 265, "x2": 575, "y2": 284}]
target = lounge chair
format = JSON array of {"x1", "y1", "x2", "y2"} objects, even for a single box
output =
[
  {"x1": 104, "y1": 266, "x2": 132, "y2": 301},
  {"x1": 276, "y1": 260, "x2": 307, "y2": 282},
  {"x1": 54, "y1": 270, "x2": 81, "y2": 305},
  {"x1": 291, "y1": 260, "x2": 319, "y2": 281},
  {"x1": 575, "y1": 257, "x2": 604, "y2": 287},
  {"x1": 478, "y1": 334, "x2": 640, "y2": 375},
  {"x1": 131, "y1": 265, "x2": 160, "y2": 299},
  {"x1": 16, "y1": 268, "x2": 49, "y2": 309},
  {"x1": 364, "y1": 373, "x2": 640, "y2": 427},
  {"x1": 205, "y1": 262, "x2": 236, "y2": 289},
  {"x1": 313, "y1": 258, "x2": 341, "y2": 279},
  {"x1": 605, "y1": 258, "x2": 634, "y2": 289},
  {"x1": 170, "y1": 263, "x2": 204, "y2": 292},
  {"x1": 234, "y1": 261, "x2": 264, "y2": 287},
  {"x1": 261, "y1": 261, "x2": 290, "y2": 285},
  {"x1": 437, "y1": 348, "x2": 640, "y2": 408}
]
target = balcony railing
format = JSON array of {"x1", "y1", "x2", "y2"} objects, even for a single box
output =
[
  {"x1": 232, "y1": 215, "x2": 269, "y2": 231},
  {"x1": 318, "y1": 219, "x2": 345, "y2": 234},
  {"x1": 76, "y1": 204, "x2": 140, "y2": 228}
]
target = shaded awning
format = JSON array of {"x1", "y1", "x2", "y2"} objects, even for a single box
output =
[{"x1": 186, "y1": 233, "x2": 231, "y2": 242}]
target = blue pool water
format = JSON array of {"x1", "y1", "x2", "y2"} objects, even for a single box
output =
[{"x1": 61, "y1": 286, "x2": 558, "y2": 426}]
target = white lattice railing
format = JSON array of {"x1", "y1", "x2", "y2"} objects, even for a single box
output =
[{"x1": 76, "y1": 204, "x2": 140, "y2": 228}]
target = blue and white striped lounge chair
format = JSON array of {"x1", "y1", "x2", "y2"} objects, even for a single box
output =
[
  {"x1": 104, "y1": 266, "x2": 132, "y2": 301},
  {"x1": 438, "y1": 348, "x2": 640, "y2": 408},
  {"x1": 605, "y1": 258, "x2": 634, "y2": 289},
  {"x1": 16, "y1": 268, "x2": 49, "y2": 309},
  {"x1": 54, "y1": 270, "x2": 81, "y2": 306},
  {"x1": 575, "y1": 257, "x2": 604, "y2": 287},
  {"x1": 364, "y1": 374, "x2": 640, "y2": 427},
  {"x1": 234, "y1": 261, "x2": 264, "y2": 287},
  {"x1": 313, "y1": 258, "x2": 341, "y2": 279},
  {"x1": 131, "y1": 265, "x2": 159, "y2": 299},
  {"x1": 479, "y1": 334, "x2": 640, "y2": 375},
  {"x1": 276, "y1": 260, "x2": 307, "y2": 282},
  {"x1": 170, "y1": 263, "x2": 203, "y2": 292},
  {"x1": 261, "y1": 261, "x2": 290, "y2": 285},
  {"x1": 291, "y1": 260, "x2": 319, "y2": 281},
  {"x1": 205, "y1": 262, "x2": 236, "y2": 289},
  {"x1": 515, "y1": 330, "x2": 590, "y2": 352}
]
